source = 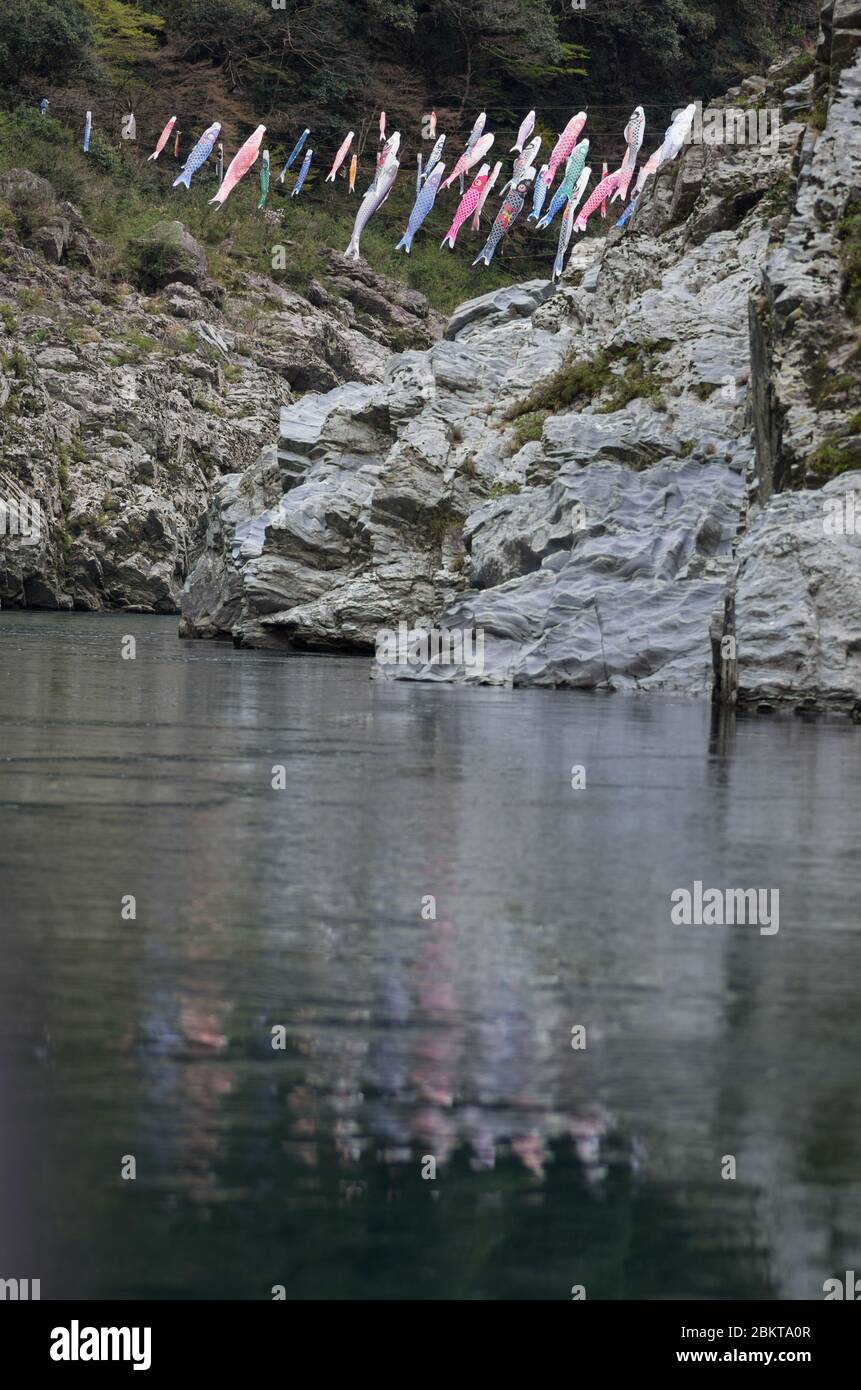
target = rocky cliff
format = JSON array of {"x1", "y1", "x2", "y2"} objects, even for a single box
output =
[
  {"x1": 181, "y1": 8, "x2": 861, "y2": 715},
  {"x1": 0, "y1": 182, "x2": 442, "y2": 612}
]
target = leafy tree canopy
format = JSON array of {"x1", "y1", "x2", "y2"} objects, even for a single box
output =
[
  {"x1": 78, "y1": 0, "x2": 165, "y2": 67},
  {"x1": 0, "y1": 0, "x2": 94, "y2": 88}
]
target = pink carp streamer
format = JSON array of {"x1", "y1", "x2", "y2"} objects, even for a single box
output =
[
  {"x1": 326, "y1": 131, "x2": 354, "y2": 182},
  {"x1": 147, "y1": 116, "x2": 176, "y2": 162},
  {"x1": 547, "y1": 112, "x2": 587, "y2": 184},
  {"x1": 471, "y1": 160, "x2": 502, "y2": 231},
  {"x1": 209, "y1": 125, "x2": 266, "y2": 206},
  {"x1": 440, "y1": 165, "x2": 490, "y2": 249},
  {"x1": 441, "y1": 131, "x2": 494, "y2": 190},
  {"x1": 575, "y1": 168, "x2": 624, "y2": 233}
]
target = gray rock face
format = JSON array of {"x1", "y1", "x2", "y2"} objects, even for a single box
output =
[
  {"x1": 383, "y1": 454, "x2": 743, "y2": 692},
  {"x1": 735, "y1": 475, "x2": 861, "y2": 712},
  {"x1": 443, "y1": 280, "x2": 557, "y2": 342},
  {"x1": 182, "y1": 122, "x2": 779, "y2": 686},
  {"x1": 750, "y1": 41, "x2": 861, "y2": 500},
  {"x1": 0, "y1": 187, "x2": 442, "y2": 614}
]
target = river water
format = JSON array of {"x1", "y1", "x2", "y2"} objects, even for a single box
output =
[{"x1": 1, "y1": 611, "x2": 859, "y2": 1300}]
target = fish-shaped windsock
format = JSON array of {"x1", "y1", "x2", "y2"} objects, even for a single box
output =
[
  {"x1": 215, "y1": 144, "x2": 224, "y2": 183},
  {"x1": 459, "y1": 111, "x2": 487, "y2": 190},
  {"x1": 440, "y1": 164, "x2": 490, "y2": 249},
  {"x1": 209, "y1": 124, "x2": 266, "y2": 206},
  {"x1": 423, "y1": 134, "x2": 446, "y2": 183},
  {"x1": 379, "y1": 111, "x2": 386, "y2": 142},
  {"x1": 147, "y1": 116, "x2": 176, "y2": 162},
  {"x1": 346, "y1": 155, "x2": 399, "y2": 260},
  {"x1": 326, "y1": 131, "x2": 354, "y2": 182},
  {"x1": 612, "y1": 105, "x2": 645, "y2": 203},
  {"x1": 633, "y1": 146, "x2": 662, "y2": 199},
  {"x1": 441, "y1": 131, "x2": 494, "y2": 189},
  {"x1": 173, "y1": 121, "x2": 221, "y2": 190},
  {"x1": 511, "y1": 110, "x2": 535, "y2": 154},
  {"x1": 40, "y1": 99, "x2": 49, "y2": 117},
  {"x1": 416, "y1": 153, "x2": 423, "y2": 193},
  {"x1": 528, "y1": 165, "x2": 551, "y2": 223},
  {"x1": 471, "y1": 160, "x2": 502, "y2": 231},
  {"x1": 600, "y1": 162, "x2": 609, "y2": 216},
  {"x1": 473, "y1": 169, "x2": 535, "y2": 268},
  {"x1": 278, "y1": 128, "x2": 310, "y2": 182},
  {"x1": 372, "y1": 132, "x2": 401, "y2": 189},
  {"x1": 396, "y1": 162, "x2": 445, "y2": 253},
  {"x1": 659, "y1": 103, "x2": 696, "y2": 165},
  {"x1": 348, "y1": 152, "x2": 357, "y2": 193},
  {"x1": 535, "y1": 140, "x2": 589, "y2": 230},
  {"x1": 575, "y1": 167, "x2": 624, "y2": 232},
  {"x1": 83, "y1": 111, "x2": 92, "y2": 153},
  {"x1": 464, "y1": 112, "x2": 486, "y2": 158},
  {"x1": 634, "y1": 102, "x2": 696, "y2": 198},
  {"x1": 552, "y1": 175, "x2": 588, "y2": 282},
  {"x1": 624, "y1": 106, "x2": 695, "y2": 230},
  {"x1": 500, "y1": 136, "x2": 541, "y2": 194},
  {"x1": 616, "y1": 194, "x2": 639, "y2": 230},
  {"x1": 547, "y1": 112, "x2": 587, "y2": 184},
  {"x1": 174, "y1": 129, "x2": 182, "y2": 160},
  {"x1": 257, "y1": 149, "x2": 271, "y2": 209},
  {"x1": 291, "y1": 147, "x2": 313, "y2": 197},
  {"x1": 428, "y1": 110, "x2": 437, "y2": 138}
]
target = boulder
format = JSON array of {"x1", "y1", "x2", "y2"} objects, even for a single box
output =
[{"x1": 127, "y1": 220, "x2": 209, "y2": 292}]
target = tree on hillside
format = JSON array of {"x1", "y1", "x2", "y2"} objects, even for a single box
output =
[
  {"x1": 155, "y1": 0, "x2": 294, "y2": 93},
  {"x1": 0, "y1": 0, "x2": 94, "y2": 89},
  {"x1": 414, "y1": 0, "x2": 566, "y2": 108},
  {"x1": 565, "y1": 0, "x2": 819, "y2": 99},
  {"x1": 78, "y1": 0, "x2": 165, "y2": 68}
]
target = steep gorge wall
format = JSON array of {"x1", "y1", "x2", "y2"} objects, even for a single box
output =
[
  {"x1": 179, "y1": 23, "x2": 856, "y2": 713},
  {"x1": 0, "y1": 196, "x2": 442, "y2": 613}
]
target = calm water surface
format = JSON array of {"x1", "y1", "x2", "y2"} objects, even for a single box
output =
[{"x1": 1, "y1": 611, "x2": 859, "y2": 1299}]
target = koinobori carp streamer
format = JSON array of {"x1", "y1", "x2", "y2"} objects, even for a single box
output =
[
  {"x1": 575, "y1": 166, "x2": 624, "y2": 232},
  {"x1": 209, "y1": 125, "x2": 266, "y2": 206},
  {"x1": 511, "y1": 110, "x2": 536, "y2": 155},
  {"x1": 552, "y1": 173, "x2": 589, "y2": 281},
  {"x1": 396, "y1": 162, "x2": 445, "y2": 253},
  {"x1": 326, "y1": 131, "x2": 354, "y2": 183},
  {"x1": 257, "y1": 148, "x2": 271, "y2": 209},
  {"x1": 147, "y1": 116, "x2": 176, "y2": 162},
  {"x1": 441, "y1": 131, "x2": 494, "y2": 190},
  {"x1": 440, "y1": 164, "x2": 491, "y2": 249},
  {"x1": 471, "y1": 160, "x2": 502, "y2": 231},
  {"x1": 528, "y1": 165, "x2": 552, "y2": 223},
  {"x1": 612, "y1": 106, "x2": 645, "y2": 203},
  {"x1": 535, "y1": 140, "x2": 589, "y2": 230},
  {"x1": 346, "y1": 152, "x2": 399, "y2": 260},
  {"x1": 547, "y1": 112, "x2": 587, "y2": 184},
  {"x1": 173, "y1": 122, "x2": 221, "y2": 190},
  {"x1": 291, "y1": 147, "x2": 313, "y2": 197},
  {"x1": 501, "y1": 136, "x2": 541, "y2": 194},
  {"x1": 473, "y1": 168, "x2": 535, "y2": 267},
  {"x1": 278, "y1": 128, "x2": 310, "y2": 183}
]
